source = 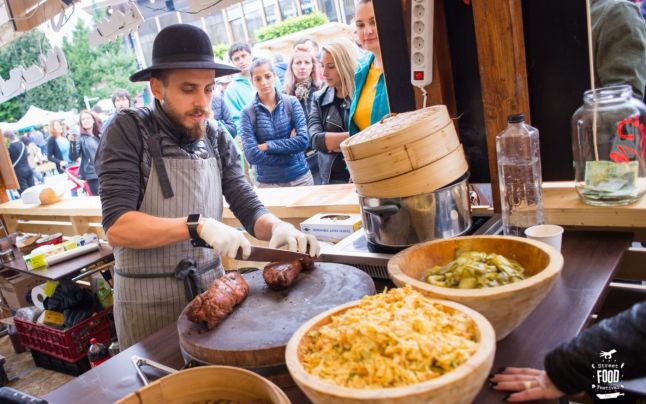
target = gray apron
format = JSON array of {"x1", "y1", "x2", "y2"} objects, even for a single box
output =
[{"x1": 113, "y1": 127, "x2": 224, "y2": 349}]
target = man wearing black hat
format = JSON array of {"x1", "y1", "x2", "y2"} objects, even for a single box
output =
[{"x1": 95, "y1": 24, "x2": 320, "y2": 349}]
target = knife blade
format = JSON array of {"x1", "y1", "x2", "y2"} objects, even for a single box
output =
[{"x1": 235, "y1": 245, "x2": 310, "y2": 262}]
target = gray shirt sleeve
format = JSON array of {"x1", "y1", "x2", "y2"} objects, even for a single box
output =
[
  {"x1": 95, "y1": 113, "x2": 144, "y2": 232},
  {"x1": 216, "y1": 128, "x2": 268, "y2": 237}
]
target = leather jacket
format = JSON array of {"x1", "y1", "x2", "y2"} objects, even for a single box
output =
[{"x1": 308, "y1": 86, "x2": 351, "y2": 184}]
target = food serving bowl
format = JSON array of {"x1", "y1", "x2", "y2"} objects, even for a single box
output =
[
  {"x1": 285, "y1": 294, "x2": 495, "y2": 404},
  {"x1": 388, "y1": 235, "x2": 564, "y2": 340},
  {"x1": 117, "y1": 365, "x2": 290, "y2": 404}
]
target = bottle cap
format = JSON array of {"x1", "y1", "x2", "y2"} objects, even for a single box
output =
[
  {"x1": 507, "y1": 113, "x2": 525, "y2": 123},
  {"x1": 90, "y1": 338, "x2": 97, "y2": 344}
]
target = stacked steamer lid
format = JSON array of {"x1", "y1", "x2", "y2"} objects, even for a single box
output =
[
  {"x1": 340, "y1": 106, "x2": 471, "y2": 250},
  {"x1": 340, "y1": 105, "x2": 468, "y2": 198}
]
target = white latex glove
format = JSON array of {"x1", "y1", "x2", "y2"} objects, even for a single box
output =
[
  {"x1": 269, "y1": 221, "x2": 320, "y2": 257},
  {"x1": 199, "y1": 218, "x2": 251, "y2": 259}
]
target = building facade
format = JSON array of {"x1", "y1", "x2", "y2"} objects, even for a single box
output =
[{"x1": 132, "y1": 0, "x2": 356, "y2": 66}]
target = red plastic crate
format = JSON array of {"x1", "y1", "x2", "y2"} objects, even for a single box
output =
[{"x1": 14, "y1": 307, "x2": 112, "y2": 363}]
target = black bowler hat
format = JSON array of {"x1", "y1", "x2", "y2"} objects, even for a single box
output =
[{"x1": 130, "y1": 24, "x2": 240, "y2": 82}]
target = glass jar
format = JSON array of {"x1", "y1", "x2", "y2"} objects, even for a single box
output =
[{"x1": 571, "y1": 85, "x2": 646, "y2": 206}]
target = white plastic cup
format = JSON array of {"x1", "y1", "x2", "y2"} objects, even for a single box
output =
[{"x1": 524, "y1": 224, "x2": 564, "y2": 252}]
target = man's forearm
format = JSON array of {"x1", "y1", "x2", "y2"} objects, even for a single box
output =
[{"x1": 107, "y1": 211, "x2": 189, "y2": 249}]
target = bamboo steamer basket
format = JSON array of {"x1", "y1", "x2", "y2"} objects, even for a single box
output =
[
  {"x1": 285, "y1": 298, "x2": 495, "y2": 404},
  {"x1": 388, "y1": 235, "x2": 564, "y2": 340},
  {"x1": 341, "y1": 106, "x2": 462, "y2": 187},
  {"x1": 347, "y1": 122, "x2": 461, "y2": 184},
  {"x1": 341, "y1": 105, "x2": 453, "y2": 161},
  {"x1": 117, "y1": 366, "x2": 290, "y2": 404},
  {"x1": 354, "y1": 144, "x2": 469, "y2": 198}
]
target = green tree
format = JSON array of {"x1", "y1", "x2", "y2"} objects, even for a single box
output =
[
  {"x1": 0, "y1": 30, "x2": 77, "y2": 123},
  {"x1": 62, "y1": 19, "x2": 141, "y2": 110}
]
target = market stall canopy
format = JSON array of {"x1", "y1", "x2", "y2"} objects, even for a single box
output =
[{"x1": 0, "y1": 105, "x2": 75, "y2": 131}]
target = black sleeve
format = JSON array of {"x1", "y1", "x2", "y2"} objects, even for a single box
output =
[
  {"x1": 95, "y1": 112, "x2": 144, "y2": 232},
  {"x1": 217, "y1": 127, "x2": 268, "y2": 237},
  {"x1": 220, "y1": 98, "x2": 238, "y2": 137},
  {"x1": 544, "y1": 301, "x2": 646, "y2": 394},
  {"x1": 308, "y1": 93, "x2": 328, "y2": 153},
  {"x1": 69, "y1": 140, "x2": 79, "y2": 162},
  {"x1": 47, "y1": 137, "x2": 63, "y2": 165}
]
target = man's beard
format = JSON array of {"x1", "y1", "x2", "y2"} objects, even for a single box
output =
[{"x1": 162, "y1": 97, "x2": 207, "y2": 140}]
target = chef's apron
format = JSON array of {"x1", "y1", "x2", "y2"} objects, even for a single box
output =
[{"x1": 113, "y1": 128, "x2": 224, "y2": 349}]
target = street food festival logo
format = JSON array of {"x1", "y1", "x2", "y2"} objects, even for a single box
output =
[{"x1": 592, "y1": 349, "x2": 624, "y2": 400}]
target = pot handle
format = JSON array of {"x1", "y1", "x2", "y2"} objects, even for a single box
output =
[
  {"x1": 362, "y1": 204, "x2": 400, "y2": 217},
  {"x1": 132, "y1": 355, "x2": 178, "y2": 385}
]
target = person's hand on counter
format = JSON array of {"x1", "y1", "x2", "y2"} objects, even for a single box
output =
[
  {"x1": 269, "y1": 221, "x2": 320, "y2": 257},
  {"x1": 199, "y1": 218, "x2": 251, "y2": 259},
  {"x1": 489, "y1": 367, "x2": 566, "y2": 402}
]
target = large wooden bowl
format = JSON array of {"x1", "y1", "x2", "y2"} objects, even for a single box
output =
[
  {"x1": 285, "y1": 298, "x2": 495, "y2": 404},
  {"x1": 388, "y1": 235, "x2": 564, "y2": 340},
  {"x1": 117, "y1": 365, "x2": 290, "y2": 404}
]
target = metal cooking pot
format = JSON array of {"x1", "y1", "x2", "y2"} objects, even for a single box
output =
[{"x1": 359, "y1": 173, "x2": 471, "y2": 249}]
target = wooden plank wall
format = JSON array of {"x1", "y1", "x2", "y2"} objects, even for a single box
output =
[
  {"x1": 0, "y1": 132, "x2": 18, "y2": 203},
  {"x1": 471, "y1": 0, "x2": 531, "y2": 211}
]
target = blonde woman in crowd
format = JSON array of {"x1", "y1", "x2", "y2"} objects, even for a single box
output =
[
  {"x1": 283, "y1": 44, "x2": 322, "y2": 119},
  {"x1": 47, "y1": 119, "x2": 72, "y2": 173},
  {"x1": 308, "y1": 38, "x2": 359, "y2": 184}
]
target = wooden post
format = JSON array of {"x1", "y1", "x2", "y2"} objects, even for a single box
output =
[{"x1": 471, "y1": 0, "x2": 530, "y2": 212}]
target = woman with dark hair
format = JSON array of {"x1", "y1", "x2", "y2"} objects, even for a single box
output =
[
  {"x1": 76, "y1": 109, "x2": 102, "y2": 195},
  {"x1": 240, "y1": 58, "x2": 312, "y2": 187},
  {"x1": 283, "y1": 44, "x2": 322, "y2": 119},
  {"x1": 47, "y1": 119, "x2": 72, "y2": 173},
  {"x1": 309, "y1": 38, "x2": 359, "y2": 184}
]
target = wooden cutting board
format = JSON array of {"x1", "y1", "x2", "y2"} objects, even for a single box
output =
[{"x1": 177, "y1": 263, "x2": 375, "y2": 369}]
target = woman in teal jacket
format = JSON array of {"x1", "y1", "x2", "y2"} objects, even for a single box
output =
[{"x1": 348, "y1": 0, "x2": 390, "y2": 136}]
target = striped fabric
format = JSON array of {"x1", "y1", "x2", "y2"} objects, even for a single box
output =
[{"x1": 113, "y1": 157, "x2": 224, "y2": 349}]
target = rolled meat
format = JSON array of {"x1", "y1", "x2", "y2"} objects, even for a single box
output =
[
  {"x1": 263, "y1": 257, "x2": 315, "y2": 290},
  {"x1": 187, "y1": 271, "x2": 249, "y2": 330}
]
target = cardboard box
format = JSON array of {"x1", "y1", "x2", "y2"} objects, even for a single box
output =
[
  {"x1": 300, "y1": 213, "x2": 362, "y2": 243},
  {"x1": 0, "y1": 269, "x2": 45, "y2": 310}
]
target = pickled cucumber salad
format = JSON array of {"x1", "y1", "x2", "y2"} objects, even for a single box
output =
[{"x1": 423, "y1": 250, "x2": 528, "y2": 288}]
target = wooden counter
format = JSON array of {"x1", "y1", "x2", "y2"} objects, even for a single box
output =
[
  {"x1": 44, "y1": 231, "x2": 632, "y2": 404},
  {"x1": 1, "y1": 183, "x2": 644, "y2": 239}
]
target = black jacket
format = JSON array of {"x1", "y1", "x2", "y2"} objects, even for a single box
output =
[
  {"x1": 308, "y1": 85, "x2": 350, "y2": 184},
  {"x1": 76, "y1": 133, "x2": 101, "y2": 180},
  {"x1": 544, "y1": 301, "x2": 646, "y2": 395},
  {"x1": 211, "y1": 93, "x2": 237, "y2": 137},
  {"x1": 46, "y1": 136, "x2": 67, "y2": 174}
]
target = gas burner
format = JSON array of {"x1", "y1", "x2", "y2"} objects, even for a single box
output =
[{"x1": 319, "y1": 214, "x2": 502, "y2": 279}]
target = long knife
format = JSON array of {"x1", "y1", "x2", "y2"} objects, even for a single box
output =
[
  {"x1": 235, "y1": 245, "x2": 310, "y2": 262},
  {"x1": 192, "y1": 238, "x2": 311, "y2": 262}
]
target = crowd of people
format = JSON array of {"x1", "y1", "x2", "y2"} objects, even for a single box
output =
[
  {"x1": 3, "y1": 90, "x2": 133, "y2": 197},
  {"x1": 5, "y1": 0, "x2": 388, "y2": 197}
]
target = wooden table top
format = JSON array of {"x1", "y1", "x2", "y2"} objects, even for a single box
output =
[
  {"x1": 0, "y1": 243, "x2": 113, "y2": 281},
  {"x1": 44, "y1": 230, "x2": 631, "y2": 404}
]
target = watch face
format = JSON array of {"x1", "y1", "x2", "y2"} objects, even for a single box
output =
[{"x1": 187, "y1": 214, "x2": 200, "y2": 223}]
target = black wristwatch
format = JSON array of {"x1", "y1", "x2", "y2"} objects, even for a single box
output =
[{"x1": 187, "y1": 214, "x2": 208, "y2": 248}]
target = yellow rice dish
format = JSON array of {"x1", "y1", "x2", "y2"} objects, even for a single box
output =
[{"x1": 298, "y1": 286, "x2": 479, "y2": 389}]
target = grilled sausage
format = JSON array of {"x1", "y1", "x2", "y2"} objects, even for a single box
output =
[
  {"x1": 263, "y1": 257, "x2": 315, "y2": 290},
  {"x1": 187, "y1": 271, "x2": 249, "y2": 330}
]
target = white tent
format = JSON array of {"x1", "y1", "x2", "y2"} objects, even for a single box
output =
[{"x1": 0, "y1": 105, "x2": 76, "y2": 132}]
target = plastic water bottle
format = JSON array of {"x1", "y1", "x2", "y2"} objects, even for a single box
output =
[
  {"x1": 496, "y1": 113, "x2": 544, "y2": 236},
  {"x1": 88, "y1": 338, "x2": 109, "y2": 368}
]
